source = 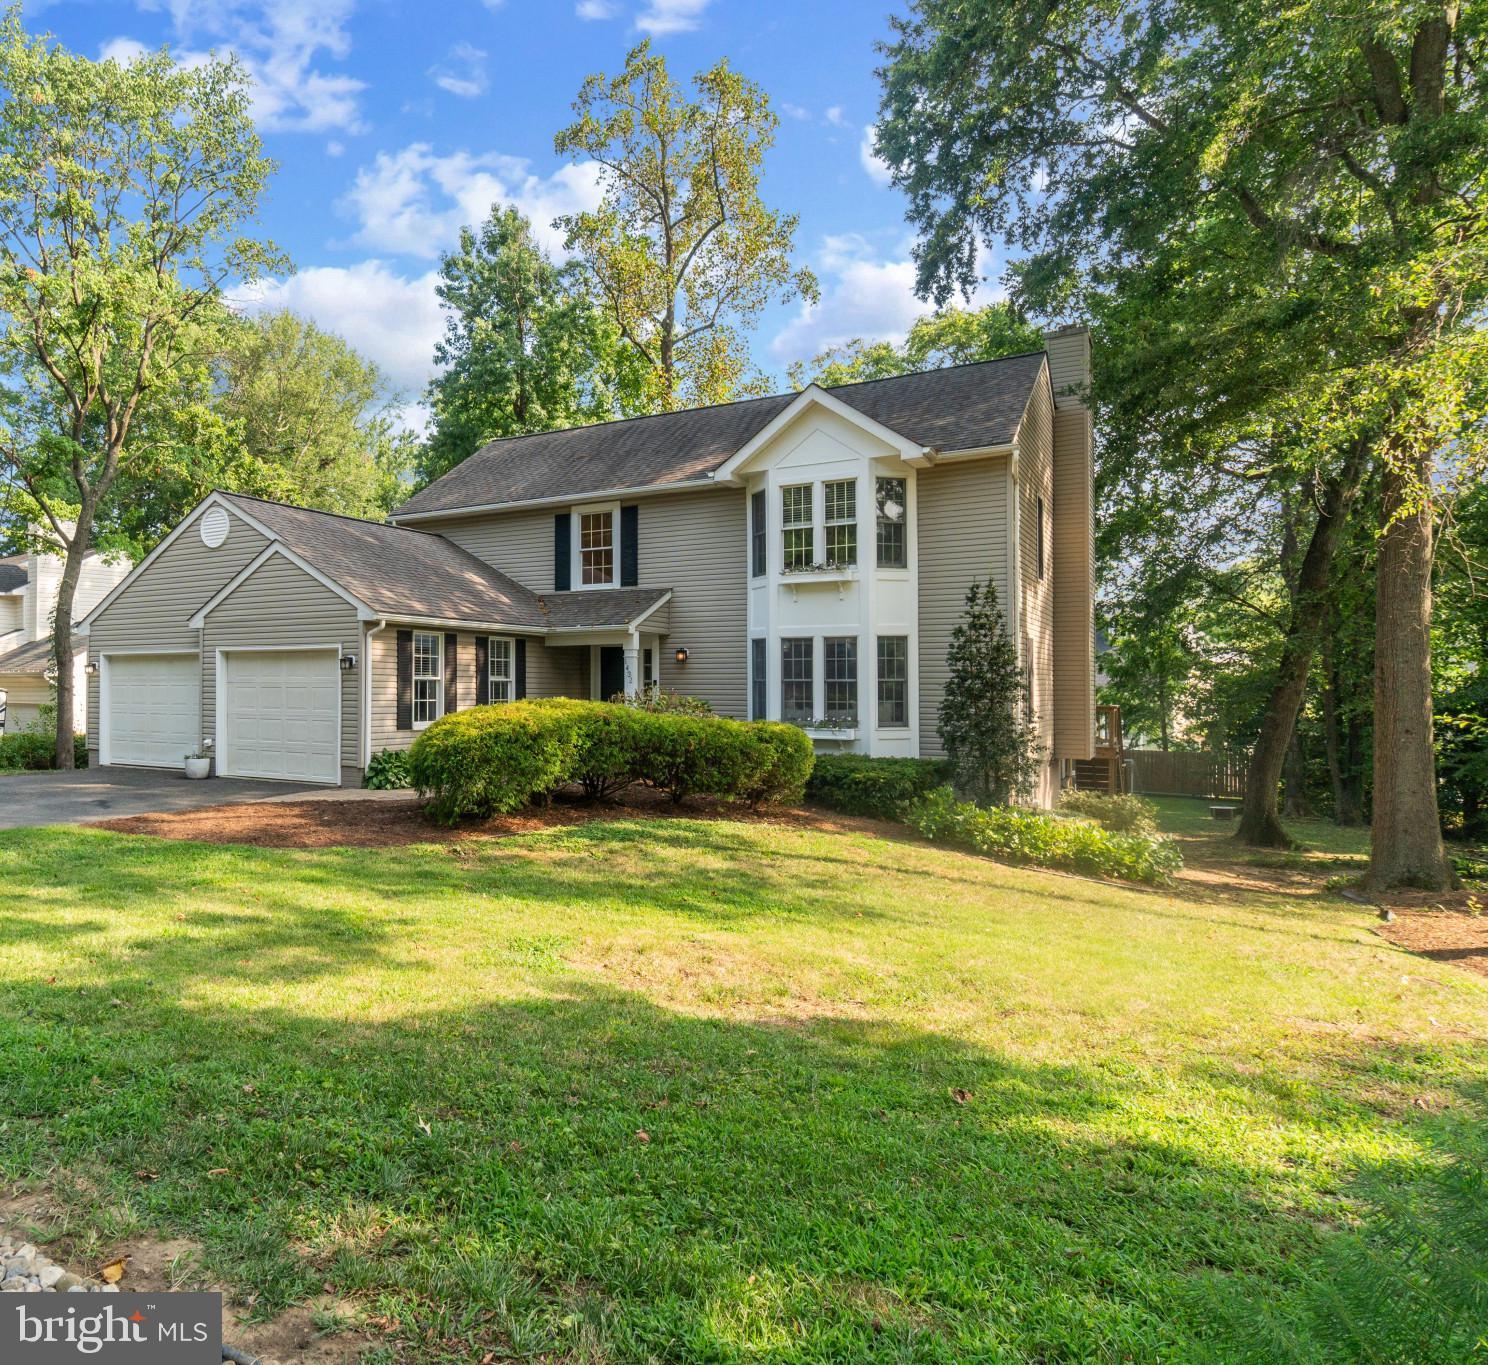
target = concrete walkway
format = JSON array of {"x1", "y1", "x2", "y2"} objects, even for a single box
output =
[{"x1": 0, "y1": 767, "x2": 348, "y2": 830}]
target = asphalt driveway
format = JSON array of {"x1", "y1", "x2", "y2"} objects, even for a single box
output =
[{"x1": 0, "y1": 767, "x2": 334, "y2": 830}]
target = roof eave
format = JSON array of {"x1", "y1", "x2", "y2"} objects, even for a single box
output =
[{"x1": 389, "y1": 477, "x2": 722, "y2": 525}]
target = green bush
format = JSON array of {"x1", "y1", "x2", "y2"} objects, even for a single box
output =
[
  {"x1": 908, "y1": 787, "x2": 1183, "y2": 886},
  {"x1": 741, "y1": 722, "x2": 815, "y2": 808},
  {"x1": 806, "y1": 754, "x2": 953, "y2": 820},
  {"x1": 363, "y1": 748, "x2": 412, "y2": 790},
  {"x1": 620, "y1": 684, "x2": 713, "y2": 716},
  {"x1": 632, "y1": 710, "x2": 769, "y2": 804},
  {"x1": 0, "y1": 729, "x2": 87, "y2": 772},
  {"x1": 409, "y1": 702, "x2": 582, "y2": 824},
  {"x1": 562, "y1": 701, "x2": 652, "y2": 800},
  {"x1": 1056, "y1": 789, "x2": 1160, "y2": 836}
]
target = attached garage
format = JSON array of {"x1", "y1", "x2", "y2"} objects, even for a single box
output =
[
  {"x1": 103, "y1": 652, "x2": 198, "y2": 768},
  {"x1": 218, "y1": 648, "x2": 341, "y2": 784}
]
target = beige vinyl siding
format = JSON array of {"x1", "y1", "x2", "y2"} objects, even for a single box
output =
[
  {"x1": 1052, "y1": 403, "x2": 1096, "y2": 760},
  {"x1": 200, "y1": 554, "x2": 362, "y2": 778},
  {"x1": 367, "y1": 629, "x2": 588, "y2": 757},
  {"x1": 432, "y1": 506, "x2": 556, "y2": 591},
  {"x1": 641, "y1": 488, "x2": 747, "y2": 715},
  {"x1": 85, "y1": 506, "x2": 269, "y2": 759},
  {"x1": 916, "y1": 457, "x2": 1011, "y2": 757},
  {"x1": 1015, "y1": 372, "x2": 1058, "y2": 798},
  {"x1": 0, "y1": 597, "x2": 19, "y2": 633}
]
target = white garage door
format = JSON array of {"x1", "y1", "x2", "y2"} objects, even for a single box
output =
[
  {"x1": 222, "y1": 649, "x2": 340, "y2": 783},
  {"x1": 106, "y1": 653, "x2": 199, "y2": 768}
]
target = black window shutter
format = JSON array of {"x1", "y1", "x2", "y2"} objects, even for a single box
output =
[
  {"x1": 444, "y1": 633, "x2": 459, "y2": 712},
  {"x1": 514, "y1": 638, "x2": 528, "y2": 699},
  {"x1": 620, "y1": 504, "x2": 639, "y2": 586},
  {"x1": 395, "y1": 629, "x2": 413, "y2": 731},
  {"x1": 554, "y1": 512, "x2": 572, "y2": 591},
  {"x1": 475, "y1": 636, "x2": 489, "y2": 706}
]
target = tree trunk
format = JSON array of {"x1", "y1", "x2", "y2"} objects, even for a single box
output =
[
  {"x1": 1321, "y1": 643, "x2": 1363, "y2": 825},
  {"x1": 1283, "y1": 730, "x2": 1311, "y2": 818},
  {"x1": 51, "y1": 517, "x2": 91, "y2": 771},
  {"x1": 1368, "y1": 452, "x2": 1455, "y2": 890},
  {"x1": 1236, "y1": 449, "x2": 1366, "y2": 847}
]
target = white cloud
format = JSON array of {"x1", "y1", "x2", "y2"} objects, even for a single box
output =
[
  {"x1": 237, "y1": 260, "x2": 444, "y2": 397},
  {"x1": 430, "y1": 41, "x2": 488, "y2": 99},
  {"x1": 576, "y1": 0, "x2": 619, "y2": 17},
  {"x1": 824, "y1": 105, "x2": 848, "y2": 129},
  {"x1": 779, "y1": 101, "x2": 810, "y2": 121},
  {"x1": 98, "y1": 36, "x2": 151, "y2": 64},
  {"x1": 134, "y1": 0, "x2": 367, "y2": 133},
  {"x1": 635, "y1": 0, "x2": 711, "y2": 36},
  {"x1": 860, "y1": 125, "x2": 892, "y2": 187},
  {"x1": 341, "y1": 143, "x2": 605, "y2": 259},
  {"x1": 770, "y1": 234, "x2": 1004, "y2": 366}
]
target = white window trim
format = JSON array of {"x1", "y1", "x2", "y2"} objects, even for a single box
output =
[
  {"x1": 412, "y1": 630, "x2": 443, "y2": 730},
  {"x1": 487, "y1": 634, "x2": 514, "y2": 703},
  {"x1": 823, "y1": 476, "x2": 859, "y2": 568},
  {"x1": 572, "y1": 501, "x2": 620, "y2": 592},
  {"x1": 780, "y1": 483, "x2": 814, "y2": 571}
]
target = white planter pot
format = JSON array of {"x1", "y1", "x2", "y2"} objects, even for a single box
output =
[{"x1": 184, "y1": 757, "x2": 211, "y2": 780}]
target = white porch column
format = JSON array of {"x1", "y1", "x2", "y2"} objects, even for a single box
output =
[{"x1": 623, "y1": 631, "x2": 641, "y2": 697}]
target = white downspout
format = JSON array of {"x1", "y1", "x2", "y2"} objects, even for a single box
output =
[{"x1": 363, "y1": 619, "x2": 386, "y2": 769}]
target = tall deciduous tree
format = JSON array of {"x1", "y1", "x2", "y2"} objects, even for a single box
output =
[
  {"x1": 555, "y1": 41, "x2": 818, "y2": 410},
  {"x1": 878, "y1": 0, "x2": 1487, "y2": 888},
  {"x1": 421, "y1": 205, "x2": 649, "y2": 486},
  {"x1": 0, "y1": 16, "x2": 281, "y2": 767},
  {"x1": 788, "y1": 302, "x2": 1042, "y2": 388}
]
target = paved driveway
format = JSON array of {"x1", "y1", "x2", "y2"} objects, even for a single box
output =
[{"x1": 0, "y1": 767, "x2": 333, "y2": 830}]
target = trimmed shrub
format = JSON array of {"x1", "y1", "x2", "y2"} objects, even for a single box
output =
[
  {"x1": 632, "y1": 710, "x2": 770, "y2": 804},
  {"x1": 908, "y1": 787, "x2": 1183, "y2": 886},
  {"x1": 409, "y1": 702, "x2": 582, "y2": 824},
  {"x1": 1056, "y1": 789, "x2": 1160, "y2": 836},
  {"x1": 563, "y1": 701, "x2": 652, "y2": 800},
  {"x1": 0, "y1": 729, "x2": 87, "y2": 772},
  {"x1": 806, "y1": 754, "x2": 953, "y2": 820},
  {"x1": 741, "y1": 722, "x2": 815, "y2": 808},
  {"x1": 363, "y1": 748, "x2": 412, "y2": 790}
]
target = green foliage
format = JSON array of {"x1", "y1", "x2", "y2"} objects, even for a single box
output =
[
  {"x1": 1057, "y1": 790, "x2": 1160, "y2": 837},
  {"x1": 806, "y1": 754, "x2": 953, "y2": 820},
  {"x1": 937, "y1": 579, "x2": 1039, "y2": 805},
  {"x1": 409, "y1": 703, "x2": 583, "y2": 824},
  {"x1": 0, "y1": 728, "x2": 87, "y2": 771},
  {"x1": 409, "y1": 699, "x2": 812, "y2": 822},
  {"x1": 362, "y1": 748, "x2": 412, "y2": 791},
  {"x1": 619, "y1": 685, "x2": 714, "y2": 716},
  {"x1": 909, "y1": 787, "x2": 1183, "y2": 886},
  {"x1": 788, "y1": 303, "x2": 1042, "y2": 389},
  {"x1": 555, "y1": 41, "x2": 817, "y2": 408},
  {"x1": 420, "y1": 206, "x2": 651, "y2": 486}
]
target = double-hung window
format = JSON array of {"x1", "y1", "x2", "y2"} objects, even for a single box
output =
[
  {"x1": 781, "y1": 637, "x2": 813, "y2": 723},
  {"x1": 876, "y1": 477, "x2": 907, "y2": 569},
  {"x1": 413, "y1": 631, "x2": 443, "y2": 728},
  {"x1": 750, "y1": 637, "x2": 766, "y2": 720},
  {"x1": 579, "y1": 508, "x2": 615, "y2": 586},
  {"x1": 823, "y1": 637, "x2": 858, "y2": 724},
  {"x1": 877, "y1": 636, "x2": 909, "y2": 727},
  {"x1": 824, "y1": 479, "x2": 857, "y2": 566},
  {"x1": 750, "y1": 488, "x2": 767, "y2": 578},
  {"x1": 488, "y1": 637, "x2": 513, "y2": 703},
  {"x1": 781, "y1": 484, "x2": 813, "y2": 571}
]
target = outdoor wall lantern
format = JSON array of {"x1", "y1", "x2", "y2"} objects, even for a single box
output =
[
  {"x1": 84, "y1": 661, "x2": 99, "y2": 676},
  {"x1": 674, "y1": 647, "x2": 689, "y2": 664},
  {"x1": 340, "y1": 653, "x2": 358, "y2": 672}
]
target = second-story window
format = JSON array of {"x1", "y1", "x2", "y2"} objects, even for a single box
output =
[
  {"x1": 782, "y1": 484, "x2": 813, "y2": 571},
  {"x1": 824, "y1": 479, "x2": 857, "y2": 566},
  {"x1": 750, "y1": 488, "x2": 767, "y2": 578},
  {"x1": 876, "y1": 477, "x2": 907, "y2": 568},
  {"x1": 579, "y1": 509, "x2": 614, "y2": 586}
]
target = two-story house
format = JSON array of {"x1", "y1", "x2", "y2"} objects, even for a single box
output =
[
  {"x1": 0, "y1": 538, "x2": 129, "y2": 735},
  {"x1": 78, "y1": 327, "x2": 1096, "y2": 802}
]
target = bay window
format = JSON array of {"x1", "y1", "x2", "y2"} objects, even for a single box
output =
[
  {"x1": 781, "y1": 637, "x2": 813, "y2": 723},
  {"x1": 876, "y1": 477, "x2": 907, "y2": 568},
  {"x1": 824, "y1": 479, "x2": 857, "y2": 566},
  {"x1": 823, "y1": 636, "x2": 858, "y2": 724},
  {"x1": 876, "y1": 636, "x2": 908, "y2": 727},
  {"x1": 781, "y1": 484, "x2": 813, "y2": 570}
]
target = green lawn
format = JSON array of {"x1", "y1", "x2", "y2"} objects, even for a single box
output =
[{"x1": 1, "y1": 807, "x2": 1485, "y2": 1361}]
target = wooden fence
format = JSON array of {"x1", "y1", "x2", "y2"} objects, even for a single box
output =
[{"x1": 1127, "y1": 749, "x2": 1247, "y2": 800}]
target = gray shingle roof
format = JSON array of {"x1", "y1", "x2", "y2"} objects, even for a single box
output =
[
  {"x1": 392, "y1": 352, "x2": 1048, "y2": 518},
  {"x1": 0, "y1": 637, "x2": 69, "y2": 675},
  {"x1": 0, "y1": 555, "x2": 28, "y2": 594},
  {"x1": 217, "y1": 494, "x2": 675, "y2": 633}
]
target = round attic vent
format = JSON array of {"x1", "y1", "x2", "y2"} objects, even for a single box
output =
[{"x1": 200, "y1": 505, "x2": 230, "y2": 549}]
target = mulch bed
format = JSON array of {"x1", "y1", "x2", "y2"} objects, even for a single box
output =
[
  {"x1": 1377, "y1": 908, "x2": 1488, "y2": 978},
  {"x1": 90, "y1": 786, "x2": 903, "y2": 850}
]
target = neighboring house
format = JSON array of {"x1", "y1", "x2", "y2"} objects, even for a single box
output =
[
  {"x1": 0, "y1": 542, "x2": 129, "y2": 736},
  {"x1": 79, "y1": 327, "x2": 1096, "y2": 802}
]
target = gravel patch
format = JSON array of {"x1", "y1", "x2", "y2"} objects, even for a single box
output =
[{"x1": 0, "y1": 1229, "x2": 116, "y2": 1293}]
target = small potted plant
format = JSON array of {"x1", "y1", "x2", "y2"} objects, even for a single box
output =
[{"x1": 184, "y1": 738, "x2": 212, "y2": 780}]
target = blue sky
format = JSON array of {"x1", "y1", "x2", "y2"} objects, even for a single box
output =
[{"x1": 25, "y1": 0, "x2": 1003, "y2": 426}]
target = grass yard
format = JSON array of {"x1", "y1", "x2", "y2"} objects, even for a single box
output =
[{"x1": 1, "y1": 801, "x2": 1485, "y2": 1361}]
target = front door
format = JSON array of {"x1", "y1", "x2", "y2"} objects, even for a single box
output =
[{"x1": 599, "y1": 646, "x2": 626, "y2": 701}]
